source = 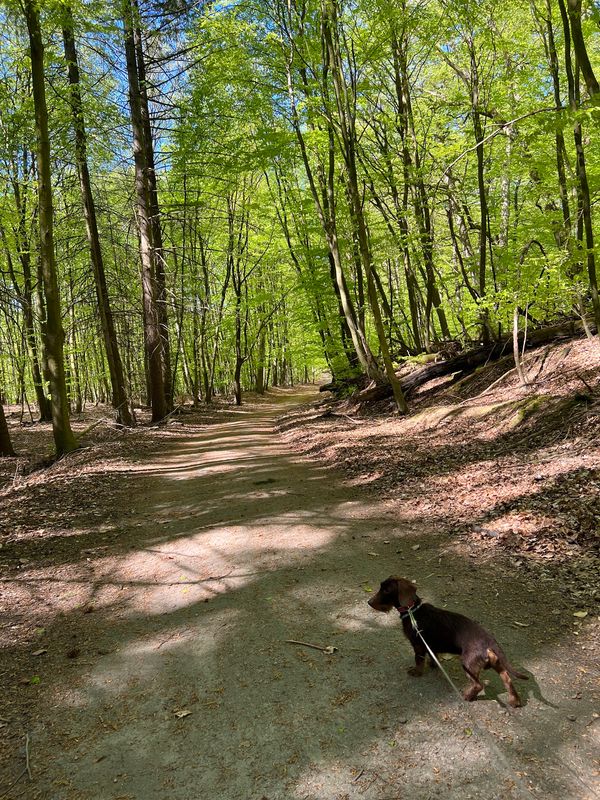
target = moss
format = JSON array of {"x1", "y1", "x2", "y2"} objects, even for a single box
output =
[{"x1": 404, "y1": 352, "x2": 438, "y2": 366}]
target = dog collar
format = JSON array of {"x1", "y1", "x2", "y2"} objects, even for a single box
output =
[{"x1": 398, "y1": 600, "x2": 422, "y2": 619}]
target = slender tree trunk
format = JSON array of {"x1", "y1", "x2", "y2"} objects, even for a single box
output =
[
  {"x1": 392, "y1": 25, "x2": 450, "y2": 341},
  {"x1": 541, "y1": 3, "x2": 572, "y2": 239},
  {"x1": 132, "y1": 7, "x2": 173, "y2": 409},
  {"x1": 67, "y1": 262, "x2": 83, "y2": 414},
  {"x1": 566, "y1": 0, "x2": 599, "y2": 97},
  {"x1": 323, "y1": 0, "x2": 407, "y2": 411},
  {"x1": 512, "y1": 306, "x2": 527, "y2": 386},
  {"x1": 280, "y1": 11, "x2": 382, "y2": 382},
  {"x1": 123, "y1": 0, "x2": 167, "y2": 421},
  {"x1": 558, "y1": 0, "x2": 600, "y2": 331},
  {"x1": 62, "y1": 4, "x2": 133, "y2": 426},
  {"x1": 255, "y1": 327, "x2": 267, "y2": 394},
  {"x1": 24, "y1": 0, "x2": 77, "y2": 456},
  {"x1": 0, "y1": 399, "x2": 15, "y2": 456},
  {"x1": 470, "y1": 52, "x2": 492, "y2": 343},
  {"x1": 0, "y1": 209, "x2": 51, "y2": 421},
  {"x1": 268, "y1": 168, "x2": 343, "y2": 375}
]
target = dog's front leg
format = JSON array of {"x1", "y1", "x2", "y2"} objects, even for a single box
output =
[{"x1": 407, "y1": 641, "x2": 427, "y2": 676}]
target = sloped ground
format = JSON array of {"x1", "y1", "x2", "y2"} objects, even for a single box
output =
[
  {"x1": 281, "y1": 339, "x2": 600, "y2": 607},
  {"x1": 0, "y1": 371, "x2": 598, "y2": 800}
]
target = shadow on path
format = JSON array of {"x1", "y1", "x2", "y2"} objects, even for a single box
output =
[{"x1": 1, "y1": 391, "x2": 598, "y2": 800}]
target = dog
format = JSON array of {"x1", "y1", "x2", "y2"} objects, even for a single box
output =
[{"x1": 368, "y1": 576, "x2": 528, "y2": 707}]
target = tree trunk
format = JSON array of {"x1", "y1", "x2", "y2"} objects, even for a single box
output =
[
  {"x1": 62, "y1": 4, "x2": 133, "y2": 426},
  {"x1": 0, "y1": 400, "x2": 15, "y2": 457},
  {"x1": 281, "y1": 13, "x2": 382, "y2": 381},
  {"x1": 538, "y1": 3, "x2": 572, "y2": 241},
  {"x1": 558, "y1": 0, "x2": 600, "y2": 331},
  {"x1": 0, "y1": 207, "x2": 51, "y2": 421},
  {"x1": 323, "y1": 0, "x2": 407, "y2": 412},
  {"x1": 123, "y1": 0, "x2": 167, "y2": 421},
  {"x1": 470, "y1": 49, "x2": 491, "y2": 344},
  {"x1": 566, "y1": 0, "x2": 599, "y2": 97},
  {"x1": 393, "y1": 24, "x2": 450, "y2": 341},
  {"x1": 24, "y1": 0, "x2": 78, "y2": 456},
  {"x1": 132, "y1": 8, "x2": 173, "y2": 409},
  {"x1": 255, "y1": 327, "x2": 267, "y2": 394},
  {"x1": 353, "y1": 316, "x2": 596, "y2": 404}
]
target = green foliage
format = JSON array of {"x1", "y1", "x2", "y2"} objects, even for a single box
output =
[{"x1": 0, "y1": 0, "x2": 598, "y2": 410}]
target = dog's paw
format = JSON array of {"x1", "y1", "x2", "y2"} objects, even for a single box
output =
[
  {"x1": 508, "y1": 695, "x2": 522, "y2": 708},
  {"x1": 407, "y1": 666, "x2": 424, "y2": 677}
]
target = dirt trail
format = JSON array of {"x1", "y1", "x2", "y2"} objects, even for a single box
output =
[{"x1": 2, "y1": 390, "x2": 598, "y2": 800}]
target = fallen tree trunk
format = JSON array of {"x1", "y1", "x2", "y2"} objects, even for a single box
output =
[
  {"x1": 353, "y1": 317, "x2": 596, "y2": 404},
  {"x1": 319, "y1": 375, "x2": 366, "y2": 394}
]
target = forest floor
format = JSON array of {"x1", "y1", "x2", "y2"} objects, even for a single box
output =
[{"x1": 0, "y1": 338, "x2": 599, "y2": 800}]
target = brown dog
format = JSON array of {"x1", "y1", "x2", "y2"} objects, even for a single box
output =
[{"x1": 368, "y1": 576, "x2": 528, "y2": 707}]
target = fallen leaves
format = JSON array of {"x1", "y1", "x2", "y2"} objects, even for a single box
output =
[{"x1": 281, "y1": 338, "x2": 600, "y2": 608}]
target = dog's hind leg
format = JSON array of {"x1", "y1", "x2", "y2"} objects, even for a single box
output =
[{"x1": 487, "y1": 649, "x2": 522, "y2": 708}]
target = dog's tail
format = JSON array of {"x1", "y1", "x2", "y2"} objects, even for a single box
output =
[{"x1": 487, "y1": 648, "x2": 529, "y2": 680}]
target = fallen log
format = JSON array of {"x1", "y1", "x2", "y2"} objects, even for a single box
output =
[
  {"x1": 319, "y1": 375, "x2": 367, "y2": 394},
  {"x1": 354, "y1": 317, "x2": 596, "y2": 404}
]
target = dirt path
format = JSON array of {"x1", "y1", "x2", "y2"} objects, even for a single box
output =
[{"x1": 2, "y1": 390, "x2": 598, "y2": 800}]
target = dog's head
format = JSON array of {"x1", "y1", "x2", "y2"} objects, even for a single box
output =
[{"x1": 368, "y1": 576, "x2": 417, "y2": 612}]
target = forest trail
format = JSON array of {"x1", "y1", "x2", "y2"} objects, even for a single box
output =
[{"x1": 2, "y1": 389, "x2": 598, "y2": 800}]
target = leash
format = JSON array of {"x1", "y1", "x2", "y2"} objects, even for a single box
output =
[
  {"x1": 406, "y1": 606, "x2": 466, "y2": 697},
  {"x1": 405, "y1": 606, "x2": 539, "y2": 800}
]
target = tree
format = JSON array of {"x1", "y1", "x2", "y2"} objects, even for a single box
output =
[
  {"x1": 122, "y1": 0, "x2": 168, "y2": 421},
  {"x1": 23, "y1": 0, "x2": 77, "y2": 455},
  {"x1": 61, "y1": 1, "x2": 133, "y2": 426},
  {"x1": 0, "y1": 398, "x2": 15, "y2": 456}
]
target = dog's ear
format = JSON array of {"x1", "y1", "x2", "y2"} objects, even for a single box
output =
[{"x1": 392, "y1": 577, "x2": 417, "y2": 606}]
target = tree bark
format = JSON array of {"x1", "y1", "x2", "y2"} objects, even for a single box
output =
[
  {"x1": 566, "y1": 0, "x2": 599, "y2": 97},
  {"x1": 123, "y1": 0, "x2": 167, "y2": 421},
  {"x1": 540, "y1": 2, "x2": 572, "y2": 239},
  {"x1": 24, "y1": 0, "x2": 78, "y2": 456},
  {"x1": 132, "y1": 9, "x2": 173, "y2": 409},
  {"x1": 0, "y1": 203, "x2": 51, "y2": 421},
  {"x1": 0, "y1": 400, "x2": 15, "y2": 457},
  {"x1": 62, "y1": 4, "x2": 133, "y2": 426},
  {"x1": 558, "y1": 0, "x2": 600, "y2": 331}
]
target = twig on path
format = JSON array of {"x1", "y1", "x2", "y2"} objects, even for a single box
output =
[
  {"x1": 457, "y1": 366, "x2": 518, "y2": 405},
  {"x1": 318, "y1": 410, "x2": 363, "y2": 425},
  {"x1": 575, "y1": 372, "x2": 596, "y2": 395},
  {"x1": 156, "y1": 631, "x2": 183, "y2": 650},
  {"x1": 151, "y1": 405, "x2": 184, "y2": 427},
  {"x1": 79, "y1": 417, "x2": 121, "y2": 437},
  {"x1": 285, "y1": 639, "x2": 338, "y2": 654},
  {"x1": 25, "y1": 734, "x2": 32, "y2": 781}
]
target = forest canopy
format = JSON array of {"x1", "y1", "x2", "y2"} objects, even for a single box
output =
[{"x1": 0, "y1": 0, "x2": 598, "y2": 453}]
